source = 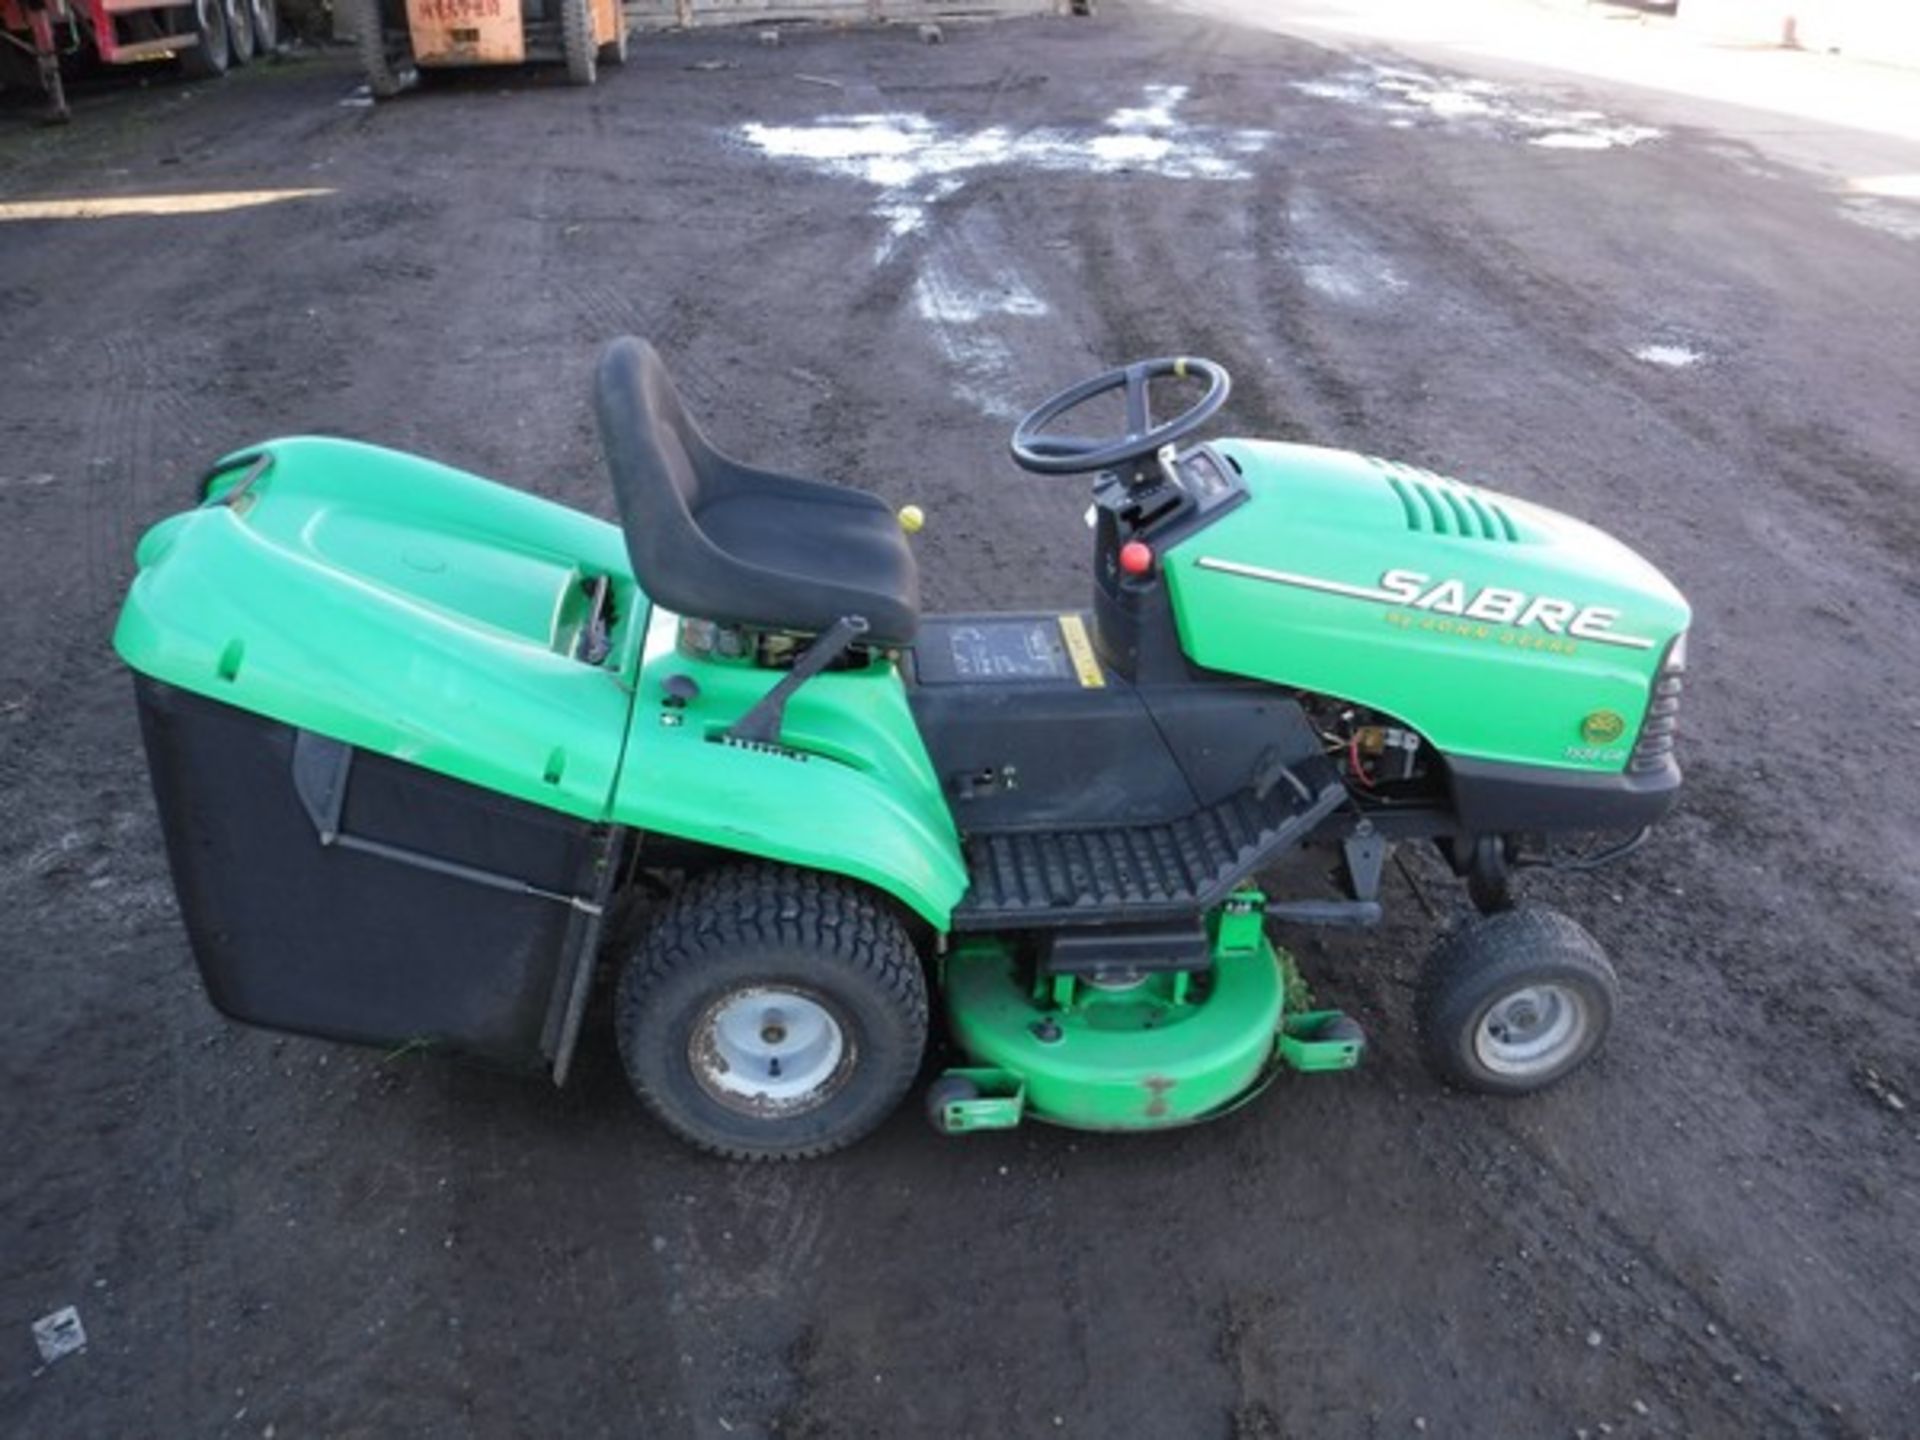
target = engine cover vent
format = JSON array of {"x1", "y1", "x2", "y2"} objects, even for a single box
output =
[{"x1": 1370, "y1": 458, "x2": 1522, "y2": 543}]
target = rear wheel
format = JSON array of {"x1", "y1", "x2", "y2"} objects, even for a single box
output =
[
  {"x1": 179, "y1": 0, "x2": 229, "y2": 78},
  {"x1": 248, "y1": 0, "x2": 277, "y2": 55},
  {"x1": 617, "y1": 864, "x2": 928, "y2": 1159},
  {"x1": 221, "y1": 0, "x2": 254, "y2": 63},
  {"x1": 560, "y1": 0, "x2": 597, "y2": 86},
  {"x1": 1416, "y1": 906, "x2": 1617, "y2": 1095}
]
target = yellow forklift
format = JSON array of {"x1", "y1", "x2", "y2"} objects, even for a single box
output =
[{"x1": 341, "y1": 0, "x2": 625, "y2": 97}]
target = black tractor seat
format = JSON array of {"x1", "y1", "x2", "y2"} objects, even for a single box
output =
[{"x1": 593, "y1": 338, "x2": 920, "y2": 646}]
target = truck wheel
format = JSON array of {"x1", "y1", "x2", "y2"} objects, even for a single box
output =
[
  {"x1": 617, "y1": 865, "x2": 928, "y2": 1160},
  {"x1": 561, "y1": 0, "x2": 597, "y2": 86},
  {"x1": 344, "y1": 0, "x2": 405, "y2": 99},
  {"x1": 1416, "y1": 906, "x2": 1617, "y2": 1095},
  {"x1": 249, "y1": 0, "x2": 277, "y2": 55},
  {"x1": 180, "y1": 0, "x2": 230, "y2": 78},
  {"x1": 221, "y1": 0, "x2": 254, "y2": 63}
]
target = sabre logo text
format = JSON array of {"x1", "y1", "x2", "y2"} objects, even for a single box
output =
[
  {"x1": 1378, "y1": 569, "x2": 1632, "y2": 643},
  {"x1": 1191, "y1": 557, "x2": 1656, "y2": 650}
]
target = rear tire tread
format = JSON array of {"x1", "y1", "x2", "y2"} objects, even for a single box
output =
[
  {"x1": 224, "y1": 0, "x2": 254, "y2": 66},
  {"x1": 249, "y1": 0, "x2": 278, "y2": 55},
  {"x1": 618, "y1": 864, "x2": 927, "y2": 1161},
  {"x1": 347, "y1": 0, "x2": 405, "y2": 98},
  {"x1": 180, "y1": 0, "x2": 230, "y2": 79}
]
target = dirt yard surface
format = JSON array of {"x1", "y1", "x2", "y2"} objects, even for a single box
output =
[{"x1": 3, "y1": 4, "x2": 1917, "y2": 1435}]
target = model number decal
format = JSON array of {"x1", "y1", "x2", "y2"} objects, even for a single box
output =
[
  {"x1": 1564, "y1": 745, "x2": 1628, "y2": 763},
  {"x1": 1194, "y1": 557, "x2": 1656, "y2": 651}
]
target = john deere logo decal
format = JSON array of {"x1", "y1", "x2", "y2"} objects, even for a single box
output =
[{"x1": 1581, "y1": 710, "x2": 1627, "y2": 745}]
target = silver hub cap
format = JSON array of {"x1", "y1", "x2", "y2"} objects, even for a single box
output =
[
  {"x1": 690, "y1": 987, "x2": 849, "y2": 1116},
  {"x1": 1475, "y1": 984, "x2": 1588, "y2": 1078}
]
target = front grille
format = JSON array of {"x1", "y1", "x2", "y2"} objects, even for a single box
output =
[{"x1": 1630, "y1": 643, "x2": 1685, "y2": 773}]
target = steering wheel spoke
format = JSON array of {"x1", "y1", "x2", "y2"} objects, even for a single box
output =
[
  {"x1": 1020, "y1": 434, "x2": 1101, "y2": 460},
  {"x1": 1123, "y1": 364, "x2": 1153, "y2": 438},
  {"x1": 1009, "y1": 356, "x2": 1231, "y2": 476}
]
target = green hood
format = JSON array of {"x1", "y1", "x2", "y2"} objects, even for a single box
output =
[{"x1": 1166, "y1": 440, "x2": 1691, "y2": 772}]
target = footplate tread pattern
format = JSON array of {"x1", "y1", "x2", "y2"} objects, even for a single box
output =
[{"x1": 952, "y1": 771, "x2": 1346, "y2": 929}]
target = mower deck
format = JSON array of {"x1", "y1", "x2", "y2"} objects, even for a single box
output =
[{"x1": 935, "y1": 896, "x2": 1365, "y2": 1133}]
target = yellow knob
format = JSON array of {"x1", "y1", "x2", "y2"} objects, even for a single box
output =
[{"x1": 898, "y1": 504, "x2": 925, "y2": 534}]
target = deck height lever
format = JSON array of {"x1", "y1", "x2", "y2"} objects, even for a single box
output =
[{"x1": 726, "y1": 615, "x2": 871, "y2": 747}]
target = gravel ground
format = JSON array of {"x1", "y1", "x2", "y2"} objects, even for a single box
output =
[{"x1": 2, "y1": 5, "x2": 1917, "y2": 1435}]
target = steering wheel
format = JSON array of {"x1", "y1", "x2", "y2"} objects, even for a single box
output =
[{"x1": 1009, "y1": 356, "x2": 1231, "y2": 476}]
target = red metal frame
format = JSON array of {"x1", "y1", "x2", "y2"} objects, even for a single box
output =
[
  {"x1": 0, "y1": 0, "x2": 69, "y2": 48},
  {"x1": 92, "y1": 0, "x2": 196, "y2": 61},
  {"x1": 2, "y1": 0, "x2": 199, "y2": 117},
  {"x1": 1, "y1": 0, "x2": 73, "y2": 117}
]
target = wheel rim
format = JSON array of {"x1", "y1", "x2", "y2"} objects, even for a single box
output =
[
  {"x1": 250, "y1": 0, "x2": 275, "y2": 51},
  {"x1": 195, "y1": 0, "x2": 227, "y2": 56},
  {"x1": 1473, "y1": 984, "x2": 1588, "y2": 1078},
  {"x1": 224, "y1": 0, "x2": 252, "y2": 59},
  {"x1": 689, "y1": 986, "x2": 852, "y2": 1117}
]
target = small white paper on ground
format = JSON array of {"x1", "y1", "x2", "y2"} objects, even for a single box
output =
[
  {"x1": 1631, "y1": 344, "x2": 1703, "y2": 368},
  {"x1": 32, "y1": 1305, "x2": 87, "y2": 1364}
]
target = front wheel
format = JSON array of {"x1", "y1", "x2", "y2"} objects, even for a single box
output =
[
  {"x1": 343, "y1": 0, "x2": 406, "y2": 98},
  {"x1": 617, "y1": 865, "x2": 929, "y2": 1160},
  {"x1": 1415, "y1": 907, "x2": 1617, "y2": 1095},
  {"x1": 560, "y1": 0, "x2": 597, "y2": 86}
]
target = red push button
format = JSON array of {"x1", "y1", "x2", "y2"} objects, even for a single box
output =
[{"x1": 1119, "y1": 541, "x2": 1154, "y2": 577}]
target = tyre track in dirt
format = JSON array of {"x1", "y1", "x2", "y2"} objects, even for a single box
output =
[{"x1": 1403, "y1": 1102, "x2": 1855, "y2": 1433}]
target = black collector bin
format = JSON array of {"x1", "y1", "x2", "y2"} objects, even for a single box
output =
[{"x1": 135, "y1": 676, "x2": 619, "y2": 1077}]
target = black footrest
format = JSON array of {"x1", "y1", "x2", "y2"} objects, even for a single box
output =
[{"x1": 952, "y1": 774, "x2": 1346, "y2": 930}]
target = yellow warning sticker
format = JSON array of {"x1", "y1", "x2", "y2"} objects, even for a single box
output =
[{"x1": 1058, "y1": 614, "x2": 1105, "y2": 688}]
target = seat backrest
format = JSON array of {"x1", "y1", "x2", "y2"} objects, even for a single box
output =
[
  {"x1": 593, "y1": 337, "x2": 728, "y2": 619},
  {"x1": 594, "y1": 337, "x2": 921, "y2": 644}
]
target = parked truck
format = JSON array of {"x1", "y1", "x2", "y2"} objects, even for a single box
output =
[{"x1": 1, "y1": 0, "x2": 276, "y2": 121}]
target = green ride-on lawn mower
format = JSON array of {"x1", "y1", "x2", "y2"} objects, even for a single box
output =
[{"x1": 114, "y1": 339, "x2": 1689, "y2": 1159}]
